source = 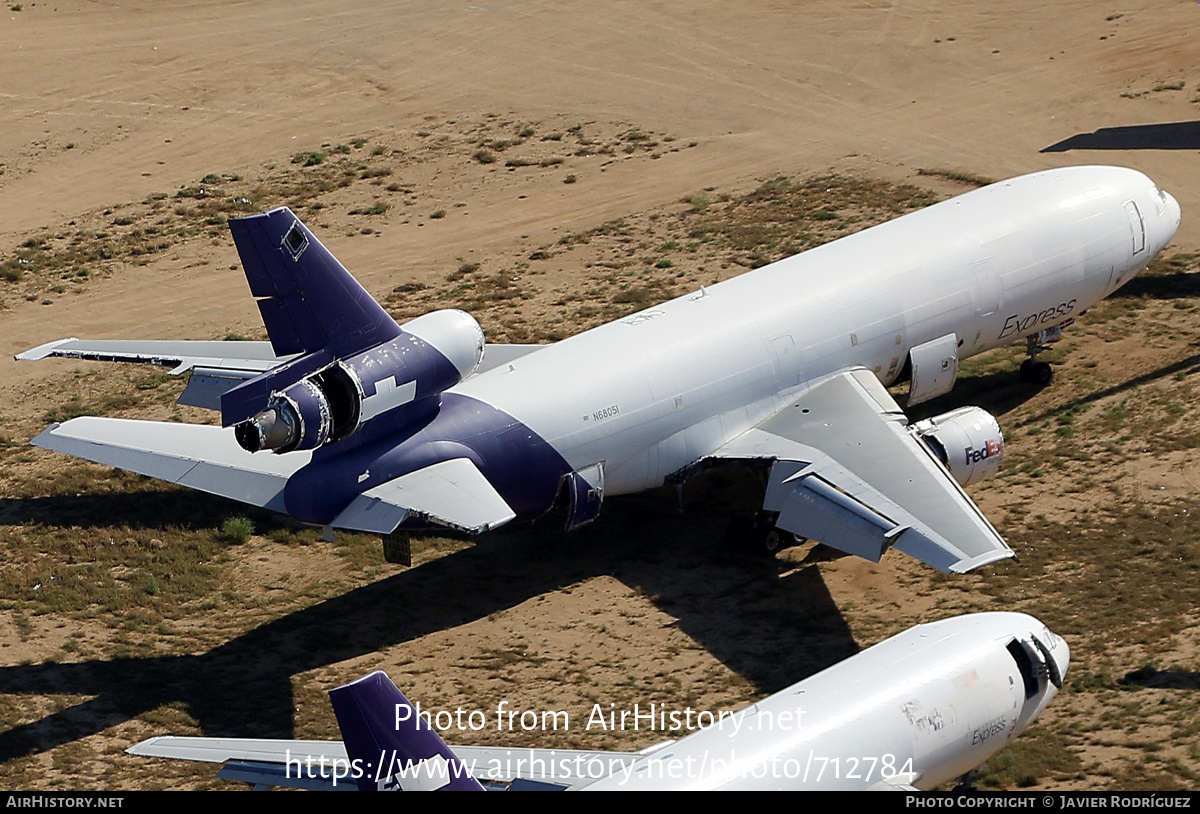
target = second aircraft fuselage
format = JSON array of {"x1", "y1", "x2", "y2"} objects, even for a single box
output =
[{"x1": 283, "y1": 166, "x2": 1180, "y2": 526}]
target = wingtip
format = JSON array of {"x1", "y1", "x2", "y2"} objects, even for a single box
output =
[
  {"x1": 14, "y1": 337, "x2": 80, "y2": 362},
  {"x1": 948, "y1": 547, "x2": 1016, "y2": 574},
  {"x1": 125, "y1": 736, "x2": 166, "y2": 756},
  {"x1": 30, "y1": 423, "x2": 62, "y2": 448}
]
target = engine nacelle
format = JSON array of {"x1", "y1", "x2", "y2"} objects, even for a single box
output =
[
  {"x1": 910, "y1": 406, "x2": 1004, "y2": 487},
  {"x1": 233, "y1": 309, "x2": 485, "y2": 453}
]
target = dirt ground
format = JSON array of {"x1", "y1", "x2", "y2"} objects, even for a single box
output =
[{"x1": 1, "y1": 0, "x2": 1200, "y2": 792}]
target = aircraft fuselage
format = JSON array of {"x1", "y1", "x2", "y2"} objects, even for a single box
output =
[
  {"x1": 581, "y1": 611, "x2": 1068, "y2": 790},
  {"x1": 283, "y1": 166, "x2": 1180, "y2": 527}
]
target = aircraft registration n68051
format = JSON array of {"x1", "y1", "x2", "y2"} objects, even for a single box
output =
[{"x1": 18, "y1": 165, "x2": 1181, "y2": 574}]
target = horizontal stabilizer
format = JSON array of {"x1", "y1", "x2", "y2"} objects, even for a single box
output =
[
  {"x1": 31, "y1": 418, "x2": 310, "y2": 513},
  {"x1": 332, "y1": 458, "x2": 516, "y2": 535}
]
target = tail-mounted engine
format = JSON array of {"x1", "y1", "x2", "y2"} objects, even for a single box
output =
[
  {"x1": 230, "y1": 309, "x2": 484, "y2": 453},
  {"x1": 910, "y1": 406, "x2": 1004, "y2": 487}
]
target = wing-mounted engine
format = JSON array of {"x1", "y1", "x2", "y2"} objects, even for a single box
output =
[
  {"x1": 229, "y1": 309, "x2": 485, "y2": 453},
  {"x1": 910, "y1": 406, "x2": 1004, "y2": 487}
]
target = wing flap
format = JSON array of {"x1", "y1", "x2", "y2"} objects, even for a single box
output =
[
  {"x1": 176, "y1": 368, "x2": 261, "y2": 410},
  {"x1": 31, "y1": 418, "x2": 310, "y2": 513},
  {"x1": 332, "y1": 458, "x2": 516, "y2": 535},
  {"x1": 710, "y1": 368, "x2": 1012, "y2": 573}
]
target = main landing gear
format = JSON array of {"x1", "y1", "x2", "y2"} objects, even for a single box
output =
[
  {"x1": 1019, "y1": 332, "x2": 1057, "y2": 387},
  {"x1": 725, "y1": 511, "x2": 806, "y2": 557},
  {"x1": 1019, "y1": 358, "x2": 1053, "y2": 386}
]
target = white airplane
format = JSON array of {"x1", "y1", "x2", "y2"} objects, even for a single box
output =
[
  {"x1": 128, "y1": 611, "x2": 1070, "y2": 790},
  {"x1": 18, "y1": 166, "x2": 1180, "y2": 572}
]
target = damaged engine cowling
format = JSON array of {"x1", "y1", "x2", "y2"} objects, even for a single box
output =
[
  {"x1": 910, "y1": 406, "x2": 1004, "y2": 487},
  {"x1": 234, "y1": 309, "x2": 485, "y2": 453}
]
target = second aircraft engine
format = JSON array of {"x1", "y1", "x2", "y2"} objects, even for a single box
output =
[{"x1": 910, "y1": 406, "x2": 1004, "y2": 487}]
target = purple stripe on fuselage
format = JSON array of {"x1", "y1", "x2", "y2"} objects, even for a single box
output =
[{"x1": 283, "y1": 393, "x2": 570, "y2": 527}]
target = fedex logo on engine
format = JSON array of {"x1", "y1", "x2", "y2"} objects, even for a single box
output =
[{"x1": 964, "y1": 439, "x2": 1002, "y2": 465}]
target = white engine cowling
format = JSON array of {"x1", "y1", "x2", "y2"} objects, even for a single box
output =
[
  {"x1": 911, "y1": 406, "x2": 1004, "y2": 487},
  {"x1": 399, "y1": 309, "x2": 485, "y2": 381}
]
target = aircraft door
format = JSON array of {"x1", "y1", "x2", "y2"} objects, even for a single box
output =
[
  {"x1": 769, "y1": 333, "x2": 802, "y2": 390},
  {"x1": 907, "y1": 333, "x2": 959, "y2": 407},
  {"x1": 564, "y1": 462, "x2": 605, "y2": 531},
  {"x1": 1126, "y1": 200, "x2": 1146, "y2": 255},
  {"x1": 1007, "y1": 633, "x2": 1065, "y2": 738},
  {"x1": 972, "y1": 258, "x2": 1000, "y2": 318}
]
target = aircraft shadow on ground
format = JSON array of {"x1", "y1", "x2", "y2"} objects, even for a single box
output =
[
  {"x1": 1120, "y1": 665, "x2": 1200, "y2": 691},
  {"x1": 1020, "y1": 351, "x2": 1200, "y2": 427},
  {"x1": 0, "y1": 471, "x2": 857, "y2": 760},
  {"x1": 1112, "y1": 270, "x2": 1200, "y2": 301},
  {"x1": 0, "y1": 489, "x2": 257, "y2": 532},
  {"x1": 1041, "y1": 121, "x2": 1200, "y2": 152},
  {"x1": 907, "y1": 370, "x2": 1044, "y2": 422}
]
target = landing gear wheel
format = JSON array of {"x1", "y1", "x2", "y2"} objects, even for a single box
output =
[
  {"x1": 725, "y1": 513, "x2": 795, "y2": 557},
  {"x1": 1019, "y1": 359, "x2": 1053, "y2": 386},
  {"x1": 762, "y1": 527, "x2": 786, "y2": 556},
  {"x1": 1031, "y1": 361, "x2": 1053, "y2": 386}
]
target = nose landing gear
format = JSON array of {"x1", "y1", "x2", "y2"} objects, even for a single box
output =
[{"x1": 1019, "y1": 330, "x2": 1059, "y2": 387}]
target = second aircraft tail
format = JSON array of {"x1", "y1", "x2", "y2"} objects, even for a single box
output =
[{"x1": 329, "y1": 671, "x2": 486, "y2": 791}]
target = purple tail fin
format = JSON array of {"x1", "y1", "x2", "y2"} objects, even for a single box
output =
[
  {"x1": 229, "y1": 208, "x2": 402, "y2": 358},
  {"x1": 329, "y1": 671, "x2": 485, "y2": 792}
]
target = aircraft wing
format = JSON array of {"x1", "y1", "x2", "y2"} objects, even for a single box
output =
[
  {"x1": 18, "y1": 337, "x2": 540, "y2": 410},
  {"x1": 15, "y1": 337, "x2": 293, "y2": 374},
  {"x1": 30, "y1": 418, "x2": 310, "y2": 513},
  {"x1": 448, "y1": 746, "x2": 646, "y2": 788},
  {"x1": 16, "y1": 338, "x2": 297, "y2": 411},
  {"x1": 709, "y1": 367, "x2": 1013, "y2": 574},
  {"x1": 30, "y1": 420, "x2": 514, "y2": 535},
  {"x1": 129, "y1": 736, "x2": 353, "y2": 791},
  {"x1": 128, "y1": 736, "x2": 644, "y2": 791},
  {"x1": 330, "y1": 458, "x2": 516, "y2": 534}
]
